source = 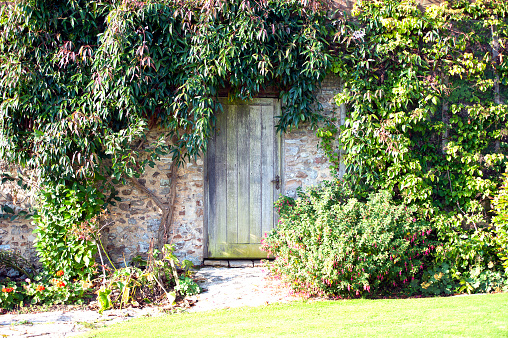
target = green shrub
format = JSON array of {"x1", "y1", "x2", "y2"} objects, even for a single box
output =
[
  {"x1": 175, "y1": 276, "x2": 202, "y2": 296},
  {"x1": 262, "y1": 180, "x2": 434, "y2": 297},
  {"x1": 492, "y1": 173, "x2": 508, "y2": 276},
  {"x1": 431, "y1": 209, "x2": 507, "y2": 294},
  {"x1": 419, "y1": 263, "x2": 456, "y2": 296},
  {"x1": 32, "y1": 183, "x2": 103, "y2": 280}
]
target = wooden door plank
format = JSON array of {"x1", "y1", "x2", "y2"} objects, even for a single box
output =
[
  {"x1": 215, "y1": 103, "x2": 228, "y2": 252},
  {"x1": 206, "y1": 116, "x2": 217, "y2": 257},
  {"x1": 237, "y1": 104, "x2": 250, "y2": 243},
  {"x1": 226, "y1": 104, "x2": 239, "y2": 244},
  {"x1": 249, "y1": 105, "x2": 262, "y2": 243},
  {"x1": 261, "y1": 103, "x2": 275, "y2": 238}
]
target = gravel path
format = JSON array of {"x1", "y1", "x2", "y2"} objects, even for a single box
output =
[
  {"x1": 0, "y1": 267, "x2": 300, "y2": 337},
  {"x1": 191, "y1": 267, "x2": 300, "y2": 312}
]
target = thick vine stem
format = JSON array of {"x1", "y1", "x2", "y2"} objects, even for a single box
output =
[
  {"x1": 126, "y1": 162, "x2": 178, "y2": 251},
  {"x1": 160, "y1": 163, "x2": 178, "y2": 249},
  {"x1": 127, "y1": 176, "x2": 168, "y2": 212}
]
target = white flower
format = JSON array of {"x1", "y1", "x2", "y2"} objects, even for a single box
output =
[{"x1": 352, "y1": 29, "x2": 366, "y2": 40}]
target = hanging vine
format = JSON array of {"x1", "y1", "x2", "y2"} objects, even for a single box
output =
[{"x1": 0, "y1": 0, "x2": 335, "y2": 275}]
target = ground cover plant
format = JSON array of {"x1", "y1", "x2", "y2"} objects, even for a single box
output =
[
  {"x1": 0, "y1": 243, "x2": 201, "y2": 310},
  {"x1": 82, "y1": 293, "x2": 508, "y2": 337}
]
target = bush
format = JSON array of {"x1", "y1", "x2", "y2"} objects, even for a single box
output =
[
  {"x1": 492, "y1": 173, "x2": 508, "y2": 276},
  {"x1": 429, "y1": 210, "x2": 507, "y2": 294},
  {"x1": 32, "y1": 183, "x2": 103, "y2": 280},
  {"x1": 262, "y1": 180, "x2": 435, "y2": 297},
  {"x1": 97, "y1": 244, "x2": 201, "y2": 313},
  {"x1": 419, "y1": 262, "x2": 456, "y2": 296}
]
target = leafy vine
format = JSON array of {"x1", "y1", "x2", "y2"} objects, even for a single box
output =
[{"x1": 329, "y1": 0, "x2": 508, "y2": 217}]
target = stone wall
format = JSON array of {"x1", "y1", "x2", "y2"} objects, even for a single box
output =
[
  {"x1": 283, "y1": 75, "x2": 343, "y2": 198},
  {"x1": 0, "y1": 164, "x2": 37, "y2": 262},
  {"x1": 102, "y1": 131, "x2": 205, "y2": 266},
  {"x1": 0, "y1": 75, "x2": 343, "y2": 266}
]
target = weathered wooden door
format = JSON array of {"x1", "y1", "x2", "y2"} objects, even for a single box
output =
[{"x1": 205, "y1": 98, "x2": 282, "y2": 258}]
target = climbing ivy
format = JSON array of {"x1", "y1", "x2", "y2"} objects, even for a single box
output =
[
  {"x1": 319, "y1": 0, "x2": 508, "y2": 289},
  {"x1": 0, "y1": 0, "x2": 333, "y2": 187},
  {"x1": 0, "y1": 0, "x2": 334, "y2": 272},
  {"x1": 330, "y1": 0, "x2": 508, "y2": 217}
]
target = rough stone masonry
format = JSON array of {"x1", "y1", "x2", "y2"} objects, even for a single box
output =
[{"x1": 0, "y1": 75, "x2": 343, "y2": 266}]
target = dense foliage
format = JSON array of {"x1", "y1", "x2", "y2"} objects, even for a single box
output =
[
  {"x1": 320, "y1": 0, "x2": 508, "y2": 295},
  {"x1": 263, "y1": 181, "x2": 434, "y2": 297},
  {"x1": 0, "y1": 0, "x2": 332, "y2": 182},
  {"x1": 0, "y1": 0, "x2": 333, "y2": 277},
  {"x1": 32, "y1": 184, "x2": 104, "y2": 280},
  {"x1": 493, "y1": 173, "x2": 508, "y2": 274},
  {"x1": 332, "y1": 0, "x2": 508, "y2": 216},
  {"x1": 265, "y1": 0, "x2": 508, "y2": 297}
]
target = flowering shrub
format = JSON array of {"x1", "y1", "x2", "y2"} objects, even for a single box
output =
[
  {"x1": 0, "y1": 281, "x2": 24, "y2": 309},
  {"x1": 0, "y1": 271, "x2": 92, "y2": 309},
  {"x1": 262, "y1": 181, "x2": 435, "y2": 297}
]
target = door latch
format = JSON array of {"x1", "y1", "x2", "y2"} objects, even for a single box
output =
[{"x1": 271, "y1": 175, "x2": 280, "y2": 190}]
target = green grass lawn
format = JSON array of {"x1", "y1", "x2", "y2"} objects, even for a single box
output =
[{"x1": 83, "y1": 293, "x2": 508, "y2": 338}]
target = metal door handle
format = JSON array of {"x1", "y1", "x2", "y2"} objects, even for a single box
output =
[{"x1": 271, "y1": 175, "x2": 280, "y2": 190}]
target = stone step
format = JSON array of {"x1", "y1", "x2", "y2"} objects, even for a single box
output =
[{"x1": 202, "y1": 259, "x2": 264, "y2": 268}]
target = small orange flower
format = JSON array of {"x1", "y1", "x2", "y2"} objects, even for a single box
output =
[
  {"x1": 36, "y1": 285, "x2": 45, "y2": 292},
  {"x1": 56, "y1": 270, "x2": 64, "y2": 277},
  {"x1": 2, "y1": 287, "x2": 14, "y2": 293},
  {"x1": 57, "y1": 281, "x2": 66, "y2": 288}
]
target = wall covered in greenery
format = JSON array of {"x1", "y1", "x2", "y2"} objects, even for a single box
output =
[
  {"x1": 265, "y1": 0, "x2": 508, "y2": 297},
  {"x1": 0, "y1": 0, "x2": 335, "y2": 272},
  {"x1": 1, "y1": 0, "x2": 508, "y2": 297}
]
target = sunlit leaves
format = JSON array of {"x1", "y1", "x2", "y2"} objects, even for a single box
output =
[
  {"x1": 332, "y1": 0, "x2": 508, "y2": 217},
  {"x1": 0, "y1": 0, "x2": 334, "y2": 187}
]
